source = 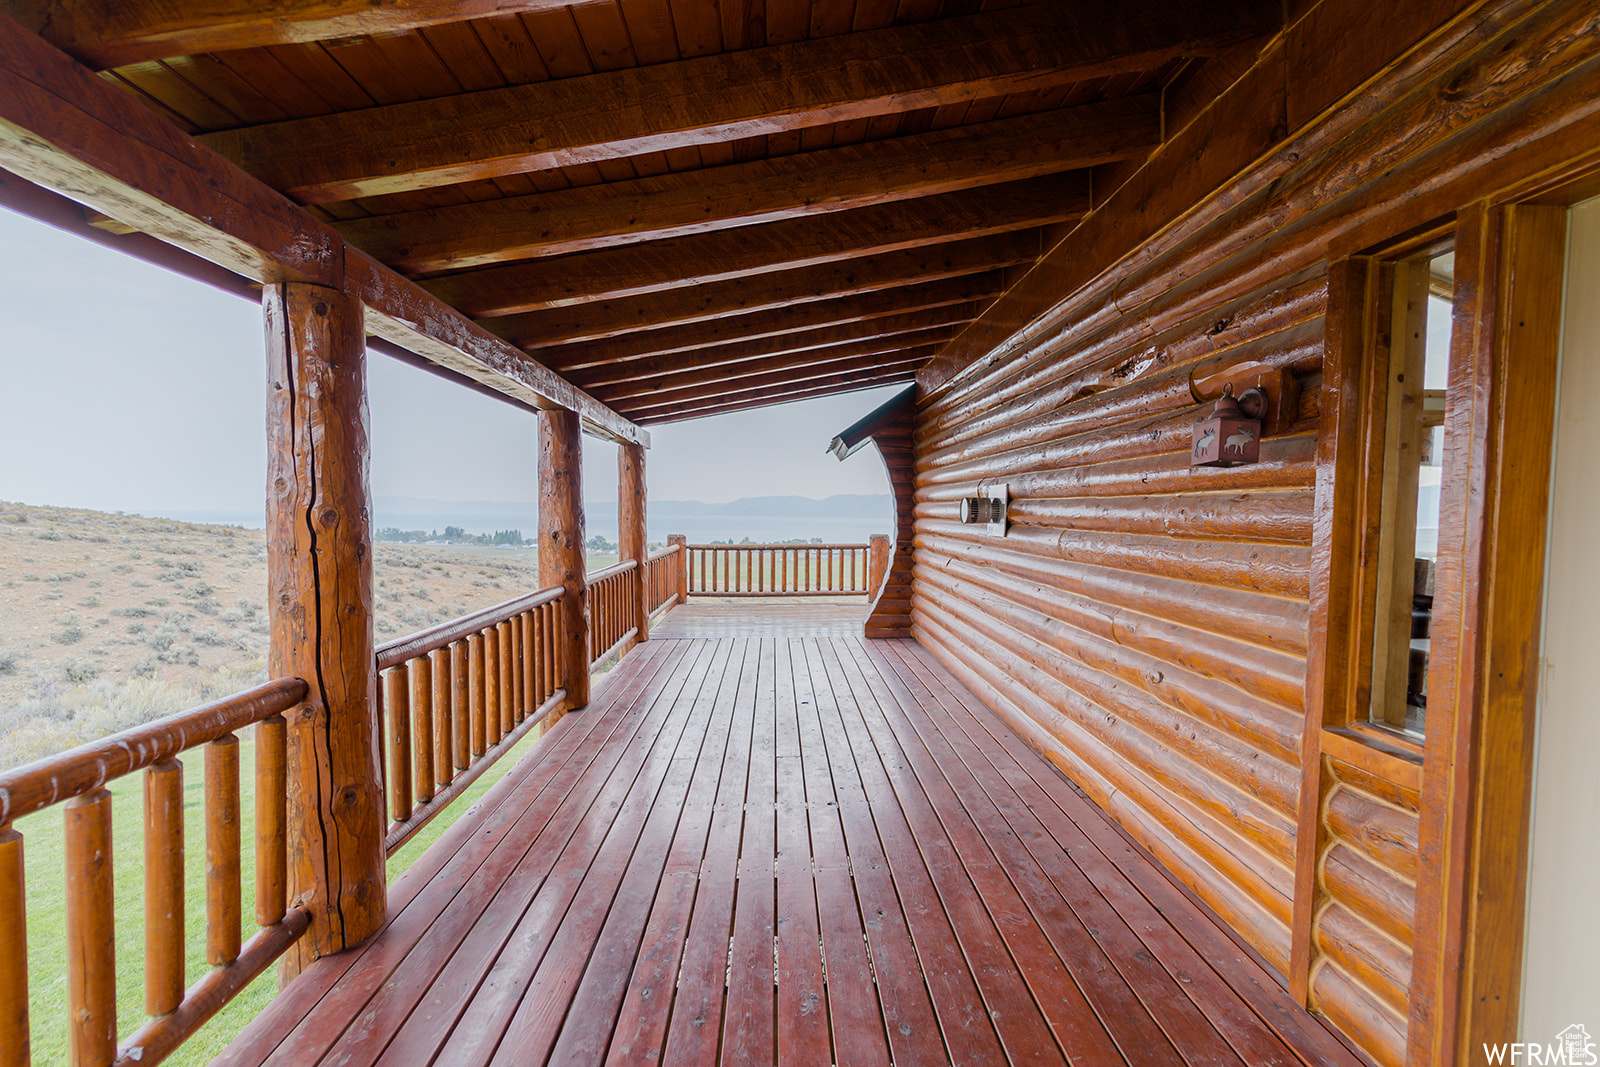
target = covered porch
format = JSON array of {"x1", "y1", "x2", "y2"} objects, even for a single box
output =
[{"x1": 218, "y1": 605, "x2": 1357, "y2": 1066}]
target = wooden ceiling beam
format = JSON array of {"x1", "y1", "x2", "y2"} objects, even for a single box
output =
[
  {"x1": 588, "y1": 328, "x2": 960, "y2": 403},
  {"x1": 479, "y1": 232, "x2": 1038, "y2": 344},
  {"x1": 423, "y1": 175, "x2": 1087, "y2": 314},
  {"x1": 564, "y1": 306, "x2": 977, "y2": 387},
  {"x1": 343, "y1": 98, "x2": 1155, "y2": 272},
  {"x1": 0, "y1": 1, "x2": 593, "y2": 69},
  {"x1": 532, "y1": 279, "x2": 1000, "y2": 372},
  {"x1": 630, "y1": 369, "x2": 922, "y2": 425},
  {"x1": 0, "y1": 13, "x2": 645, "y2": 445},
  {"x1": 614, "y1": 353, "x2": 933, "y2": 417},
  {"x1": 200, "y1": 2, "x2": 1272, "y2": 202}
]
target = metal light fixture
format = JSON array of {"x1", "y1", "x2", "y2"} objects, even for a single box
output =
[
  {"x1": 1191, "y1": 384, "x2": 1264, "y2": 467},
  {"x1": 960, "y1": 483, "x2": 1009, "y2": 535}
]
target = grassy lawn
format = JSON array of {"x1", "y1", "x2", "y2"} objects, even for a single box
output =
[{"x1": 17, "y1": 716, "x2": 554, "y2": 1064}]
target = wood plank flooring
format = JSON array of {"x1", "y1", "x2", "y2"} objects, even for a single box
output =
[
  {"x1": 651, "y1": 597, "x2": 867, "y2": 637},
  {"x1": 219, "y1": 624, "x2": 1361, "y2": 1066}
]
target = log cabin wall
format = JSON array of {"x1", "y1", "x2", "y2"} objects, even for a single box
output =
[
  {"x1": 864, "y1": 399, "x2": 916, "y2": 639},
  {"x1": 910, "y1": 2, "x2": 1600, "y2": 1064}
]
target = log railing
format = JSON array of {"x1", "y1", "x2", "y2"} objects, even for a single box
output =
[
  {"x1": 683, "y1": 543, "x2": 876, "y2": 596},
  {"x1": 585, "y1": 559, "x2": 639, "y2": 668},
  {"x1": 376, "y1": 585, "x2": 566, "y2": 856},
  {"x1": 644, "y1": 544, "x2": 681, "y2": 617},
  {"x1": 0, "y1": 678, "x2": 310, "y2": 1067}
]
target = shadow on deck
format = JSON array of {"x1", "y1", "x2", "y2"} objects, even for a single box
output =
[{"x1": 219, "y1": 606, "x2": 1359, "y2": 1066}]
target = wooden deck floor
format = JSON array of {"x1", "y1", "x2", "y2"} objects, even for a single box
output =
[
  {"x1": 220, "y1": 619, "x2": 1360, "y2": 1066},
  {"x1": 652, "y1": 597, "x2": 868, "y2": 637}
]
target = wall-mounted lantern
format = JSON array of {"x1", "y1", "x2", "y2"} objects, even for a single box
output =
[
  {"x1": 960, "y1": 483, "x2": 1009, "y2": 535},
  {"x1": 1187, "y1": 361, "x2": 1299, "y2": 469},
  {"x1": 1191, "y1": 384, "x2": 1264, "y2": 467}
]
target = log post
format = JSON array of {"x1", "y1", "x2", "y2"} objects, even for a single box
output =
[
  {"x1": 668, "y1": 534, "x2": 689, "y2": 603},
  {"x1": 619, "y1": 442, "x2": 649, "y2": 642},
  {"x1": 868, "y1": 534, "x2": 890, "y2": 598},
  {"x1": 265, "y1": 282, "x2": 385, "y2": 979},
  {"x1": 540, "y1": 408, "x2": 591, "y2": 710},
  {"x1": 1, "y1": 826, "x2": 28, "y2": 1066}
]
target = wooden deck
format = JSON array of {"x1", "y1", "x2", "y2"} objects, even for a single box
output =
[
  {"x1": 219, "y1": 613, "x2": 1360, "y2": 1067},
  {"x1": 652, "y1": 597, "x2": 868, "y2": 637}
]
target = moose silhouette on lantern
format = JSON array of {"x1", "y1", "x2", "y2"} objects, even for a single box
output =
[{"x1": 1191, "y1": 383, "x2": 1264, "y2": 467}]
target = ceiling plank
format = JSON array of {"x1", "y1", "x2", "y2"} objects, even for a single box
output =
[
  {"x1": 477, "y1": 231, "x2": 1038, "y2": 341},
  {"x1": 589, "y1": 328, "x2": 958, "y2": 402},
  {"x1": 627, "y1": 364, "x2": 923, "y2": 423},
  {"x1": 0, "y1": 13, "x2": 645, "y2": 445},
  {"x1": 531, "y1": 277, "x2": 1001, "y2": 370},
  {"x1": 200, "y1": 2, "x2": 1270, "y2": 201},
  {"x1": 563, "y1": 305, "x2": 976, "y2": 386},
  {"x1": 0, "y1": 1, "x2": 595, "y2": 70},
  {"x1": 422, "y1": 175, "x2": 1086, "y2": 312},
  {"x1": 341, "y1": 96, "x2": 1155, "y2": 271}
]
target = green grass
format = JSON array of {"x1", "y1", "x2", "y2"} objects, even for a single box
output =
[{"x1": 17, "y1": 719, "x2": 553, "y2": 1064}]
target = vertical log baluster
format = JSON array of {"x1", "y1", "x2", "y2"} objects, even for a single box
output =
[
  {"x1": 430, "y1": 647, "x2": 453, "y2": 787},
  {"x1": 384, "y1": 668, "x2": 411, "y2": 824},
  {"x1": 468, "y1": 632, "x2": 486, "y2": 758},
  {"x1": 451, "y1": 640, "x2": 470, "y2": 771},
  {"x1": 144, "y1": 759, "x2": 185, "y2": 1018},
  {"x1": 256, "y1": 714, "x2": 287, "y2": 927},
  {"x1": 410, "y1": 656, "x2": 434, "y2": 805},
  {"x1": 65, "y1": 789, "x2": 115, "y2": 1066},
  {"x1": 0, "y1": 825, "x2": 26, "y2": 1066},
  {"x1": 496, "y1": 620, "x2": 514, "y2": 737},
  {"x1": 521, "y1": 612, "x2": 535, "y2": 718},
  {"x1": 543, "y1": 602, "x2": 556, "y2": 703},
  {"x1": 485, "y1": 626, "x2": 502, "y2": 746},
  {"x1": 206, "y1": 735, "x2": 242, "y2": 967}
]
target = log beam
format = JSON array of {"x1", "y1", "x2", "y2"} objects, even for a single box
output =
[
  {"x1": 0, "y1": 12, "x2": 645, "y2": 445},
  {"x1": 632, "y1": 378, "x2": 915, "y2": 424},
  {"x1": 537, "y1": 283, "x2": 998, "y2": 374},
  {"x1": 618, "y1": 443, "x2": 648, "y2": 643},
  {"x1": 0, "y1": 0, "x2": 594, "y2": 69},
  {"x1": 264, "y1": 282, "x2": 385, "y2": 976},
  {"x1": 587, "y1": 328, "x2": 959, "y2": 403},
  {"x1": 480, "y1": 233, "x2": 1038, "y2": 343},
  {"x1": 539, "y1": 409, "x2": 590, "y2": 710},
  {"x1": 341, "y1": 99, "x2": 1152, "y2": 272},
  {"x1": 422, "y1": 175, "x2": 1087, "y2": 313},
  {"x1": 627, "y1": 365, "x2": 922, "y2": 423},
  {"x1": 199, "y1": 2, "x2": 1272, "y2": 202},
  {"x1": 564, "y1": 306, "x2": 977, "y2": 387}
]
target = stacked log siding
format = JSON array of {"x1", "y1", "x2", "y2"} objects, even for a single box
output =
[{"x1": 914, "y1": 275, "x2": 1327, "y2": 983}]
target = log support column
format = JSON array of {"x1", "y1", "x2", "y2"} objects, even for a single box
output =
[
  {"x1": 619, "y1": 442, "x2": 648, "y2": 642},
  {"x1": 264, "y1": 283, "x2": 385, "y2": 979},
  {"x1": 668, "y1": 534, "x2": 688, "y2": 603},
  {"x1": 540, "y1": 408, "x2": 590, "y2": 710}
]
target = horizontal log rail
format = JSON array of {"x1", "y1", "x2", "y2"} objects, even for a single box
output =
[
  {"x1": 376, "y1": 584, "x2": 567, "y2": 855},
  {"x1": 0, "y1": 678, "x2": 310, "y2": 1067},
  {"x1": 587, "y1": 559, "x2": 639, "y2": 668},
  {"x1": 684, "y1": 543, "x2": 875, "y2": 596},
  {"x1": 644, "y1": 545, "x2": 681, "y2": 617}
]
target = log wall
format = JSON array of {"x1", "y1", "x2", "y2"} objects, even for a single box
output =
[
  {"x1": 915, "y1": 271, "x2": 1326, "y2": 983},
  {"x1": 863, "y1": 397, "x2": 916, "y2": 638},
  {"x1": 910, "y1": 2, "x2": 1600, "y2": 1063}
]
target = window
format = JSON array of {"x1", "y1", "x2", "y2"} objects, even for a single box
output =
[{"x1": 1364, "y1": 247, "x2": 1455, "y2": 738}]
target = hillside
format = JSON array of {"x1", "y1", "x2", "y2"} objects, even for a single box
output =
[{"x1": 0, "y1": 501, "x2": 573, "y2": 768}]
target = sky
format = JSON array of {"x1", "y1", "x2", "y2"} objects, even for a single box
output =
[{"x1": 0, "y1": 207, "x2": 901, "y2": 516}]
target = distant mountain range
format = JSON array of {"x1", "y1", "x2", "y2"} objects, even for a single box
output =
[{"x1": 375, "y1": 493, "x2": 890, "y2": 520}]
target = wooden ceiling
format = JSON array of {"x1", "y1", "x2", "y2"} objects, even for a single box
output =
[{"x1": 5, "y1": 0, "x2": 1279, "y2": 425}]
